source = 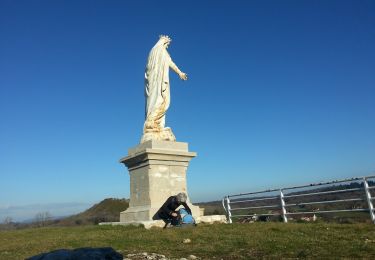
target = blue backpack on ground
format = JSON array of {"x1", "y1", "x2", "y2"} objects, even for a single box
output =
[{"x1": 178, "y1": 208, "x2": 196, "y2": 225}]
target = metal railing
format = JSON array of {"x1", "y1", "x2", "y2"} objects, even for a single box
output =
[{"x1": 222, "y1": 175, "x2": 375, "y2": 224}]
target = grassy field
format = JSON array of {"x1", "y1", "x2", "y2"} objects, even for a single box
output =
[{"x1": 1, "y1": 223, "x2": 375, "y2": 259}]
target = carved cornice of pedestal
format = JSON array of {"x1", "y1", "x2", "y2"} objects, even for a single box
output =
[{"x1": 119, "y1": 140, "x2": 196, "y2": 170}]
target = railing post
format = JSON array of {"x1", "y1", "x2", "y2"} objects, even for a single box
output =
[
  {"x1": 363, "y1": 178, "x2": 375, "y2": 224},
  {"x1": 280, "y1": 189, "x2": 288, "y2": 223},
  {"x1": 226, "y1": 196, "x2": 232, "y2": 224}
]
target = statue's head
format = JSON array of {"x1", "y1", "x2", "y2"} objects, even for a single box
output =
[{"x1": 159, "y1": 35, "x2": 172, "y2": 48}]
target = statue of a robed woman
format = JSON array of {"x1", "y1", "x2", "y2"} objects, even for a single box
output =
[{"x1": 141, "y1": 35, "x2": 188, "y2": 143}]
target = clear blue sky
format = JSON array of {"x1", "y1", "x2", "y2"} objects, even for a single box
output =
[{"x1": 1, "y1": 0, "x2": 374, "y2": 219}]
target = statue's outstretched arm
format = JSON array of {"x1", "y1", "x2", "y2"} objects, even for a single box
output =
[{"x1": 170, "y1": 60, "x2": 188, "y2": 80}]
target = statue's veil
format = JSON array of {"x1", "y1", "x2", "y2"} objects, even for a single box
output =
[{"x1": 144, "y1": 37, "x2": 171, "y2": 118}]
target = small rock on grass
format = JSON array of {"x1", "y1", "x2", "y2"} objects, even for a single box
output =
[
  {"x1": 182, "y1": 238, "x2": 191, "y2": 244},
  {"x1": 123, "y1": 252, "x2": 170, "y2": 259}
]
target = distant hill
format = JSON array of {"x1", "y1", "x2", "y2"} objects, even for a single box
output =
[
  {"x1": 5, "y1": 180, "x2": 372, "y2": 230},
  {"x1": 56, "y1": 198, "x2": 129, "y2": 226},
  {"x1": 197, "y1": 201, "x2": 226, "y2": 215}
]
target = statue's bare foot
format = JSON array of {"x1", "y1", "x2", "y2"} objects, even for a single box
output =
[{"x1": 161, "y1": 127, "x2": 176, "y2": 141}]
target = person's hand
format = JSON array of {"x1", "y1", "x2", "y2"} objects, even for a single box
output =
[
  {"x1": 179, "y1": 72, "x2": 188, "y2": 80},
  {"x1": 171, "y1": 212, "x2": 178, "y2": 217}
]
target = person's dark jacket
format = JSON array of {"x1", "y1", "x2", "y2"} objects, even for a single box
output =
[{"x1": 158, "y1": 196, "x2": 192, "y2": 219}]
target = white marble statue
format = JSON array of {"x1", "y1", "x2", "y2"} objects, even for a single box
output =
[{"x1": 141, "y1": 35, "x2": 188, "y2": 143}]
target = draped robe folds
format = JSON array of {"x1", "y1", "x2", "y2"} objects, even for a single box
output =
[{"x1": 141, "y1": 39, "x2": 176, "y2": 143}]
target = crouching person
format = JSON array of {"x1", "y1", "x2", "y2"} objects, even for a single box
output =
[{"x1": 157, "y1": 192, "x2": 192, "y2": 228}]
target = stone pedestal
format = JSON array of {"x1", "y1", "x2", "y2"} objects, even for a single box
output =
[{"x1": 119, "y1": 140, "x2": 202, "y2": 224}]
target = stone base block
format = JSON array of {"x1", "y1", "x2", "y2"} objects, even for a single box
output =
[
  {"x1": 196, "y1": 215, "x2": 227, "y2": 224},
  {"x1": 120, "y1": 203, "x2": 202, "y2": 223},
  {"x1": 99, "y1": 220, "x2": 165, "y2": 229},
  {"x1": 99, "y1": 215, "x2": 227, "y2": 229}
]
